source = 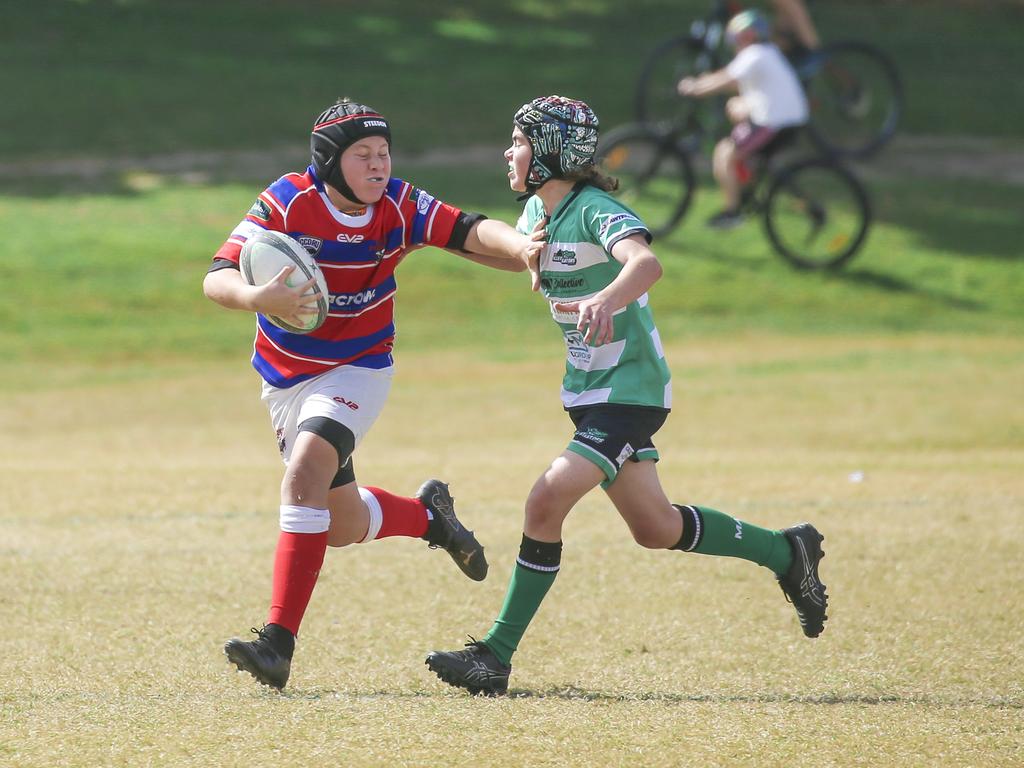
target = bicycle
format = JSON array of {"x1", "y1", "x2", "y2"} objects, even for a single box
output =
[
  {"x1": 597, "y1": 121, "x2": 872, "y2": 270},
  {"x1": 634, "y1": 0, "x2": 903, "y2": 160}
]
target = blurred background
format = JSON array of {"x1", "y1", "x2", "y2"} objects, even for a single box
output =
[{"x1": 2, "y1": 0, "x2": 1022, "y2": 381}]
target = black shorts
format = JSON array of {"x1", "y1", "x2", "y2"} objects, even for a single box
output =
[{"x1": 566, "y1": 403, "x2": 669, "y2": 487}]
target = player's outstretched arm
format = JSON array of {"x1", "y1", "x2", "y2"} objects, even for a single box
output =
[{"x1": 460, "y1": 218, "x2": 547, "y2": 272}]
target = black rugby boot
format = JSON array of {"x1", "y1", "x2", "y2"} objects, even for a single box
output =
[
  {"x1": 777, "y1": 523, "x2": 829, "y2": 638},
  {"x1": 418, "y1": 479, "x2": 488, "y2": 581},
  {"x1": 425, "y1": 639, "x2": 511, "y2": 696},
  {"x1": 224, "y1": 624, "x2": 294, "y2": 690}
]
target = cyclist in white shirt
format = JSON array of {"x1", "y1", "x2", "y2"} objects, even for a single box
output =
[{"x1": 678, "y1": 9, "x2": 809, "y2": 229}]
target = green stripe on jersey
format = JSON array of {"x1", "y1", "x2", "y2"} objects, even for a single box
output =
[{"x1": 517, "y1": 185, "x2": 671, "y2": 409}]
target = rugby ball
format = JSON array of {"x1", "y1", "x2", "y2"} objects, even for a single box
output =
[{"x1": 239, "y1": 230, "x2": 329, "y2": 334}]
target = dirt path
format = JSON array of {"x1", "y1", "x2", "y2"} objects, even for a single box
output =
[{"x1": 3, "y1": 135, "x2": 1023, "y2": 186}]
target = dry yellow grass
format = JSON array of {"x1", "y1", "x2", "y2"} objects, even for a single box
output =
[{"x1": 1, "y1": 334, "x2": 1022, "y2": 767}]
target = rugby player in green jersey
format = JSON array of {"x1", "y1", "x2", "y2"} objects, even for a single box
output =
[{"x1": 425, "y1": 96, "x2": 828, "y2": 696}]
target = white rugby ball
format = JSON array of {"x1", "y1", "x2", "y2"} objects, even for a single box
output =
[{"x1": 239, "y1": 230, "x2": 329, "y2": 334}]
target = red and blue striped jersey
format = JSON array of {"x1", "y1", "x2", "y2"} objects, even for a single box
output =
[{"x1": 213, "y1": 167, "x2": 465, "y2": 388}]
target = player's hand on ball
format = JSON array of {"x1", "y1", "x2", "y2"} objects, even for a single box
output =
[{"x1": 254, "y1": 266, "x2": 322, "y2": 325}]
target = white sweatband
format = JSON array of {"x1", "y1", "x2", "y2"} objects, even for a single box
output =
[
  {"x1": 279, "y1": 504, "x2": 330, "y2": 534},
  {"x1": 357, "y1": 487, "x2": 384, "y2": 543}
]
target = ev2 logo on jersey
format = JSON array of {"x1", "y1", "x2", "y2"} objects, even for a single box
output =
[{"x1": 337, "y1": 233, "x2": 365, "y2": 243}]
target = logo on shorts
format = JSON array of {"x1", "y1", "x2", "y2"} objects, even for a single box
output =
[
  {"x1": 578, "y1": 426, "x2": 608, "y2": 444},
  {"x1": 333, "y1": 396, "x2": 359, "y2": 411},
  {"x1": 275, "y1": 428, "x2": 287, "y2": 456},
  {"x1": 615, "y1": 442, "x2": 635, "y2": 467}
]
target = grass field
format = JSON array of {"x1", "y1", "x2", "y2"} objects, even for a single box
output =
[
  {"x1": 4, "y1": 0, "x2": 1024, "y2": 161},
  {"x1": 2, "y1": 96, "x2": 1023, "y2": 768},
  {"x1": 2, "y1": 1, "x2": 1023, "y2": 765},
  {"x1": 2, "y1": 336, "x2": 1022, "y2": 766}
]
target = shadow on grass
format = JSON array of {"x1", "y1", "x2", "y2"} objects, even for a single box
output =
[
  {"x1": 673, "y1": 225, "x2": 989, "y2": 315},
  {"x1": 870, "y1": 178, "x2": 1024, "y2": 261},
  {"x1": 505, "y1": 687, "x2": 1023, "y2": 708},
  {"x1": 286, "y1": 686, "x2": 1022, "y2": 709},
  {"x1": 836, "y1": 268, "x2": 986, "y2": 312}
]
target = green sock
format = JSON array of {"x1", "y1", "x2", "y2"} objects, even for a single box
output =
[
  {"x1": 482, "y1": 536, "x2": 561, "y2": 665},
  {"x1": 673, "y1": 504, "x2": 793, "y2": 575}
]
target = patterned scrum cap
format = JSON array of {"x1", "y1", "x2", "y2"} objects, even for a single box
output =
[{"x1": 514, "y1": 95, "x2": 600, "y2": 193}]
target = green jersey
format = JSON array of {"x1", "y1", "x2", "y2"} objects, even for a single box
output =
[{"x1": 516, "y1": 184, "x2": 672, "y2": 410}]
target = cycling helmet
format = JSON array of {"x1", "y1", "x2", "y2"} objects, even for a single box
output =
[
  {"x1": 513, "y1": 95, "x2": 600, "y2": 194},
  {"x1": 310, "y1": 100, "x2": 391, "y2": 203},
  {"x1": 725, "y1": 10, "x2": 771, "y2": 47}
]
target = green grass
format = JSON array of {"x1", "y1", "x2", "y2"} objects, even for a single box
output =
[
  {"x1": 3, "y1": 0, "x2": 1023, "y2": 162},
  {"x1": 1, "y1": 166, "x2": 1021, "y2": 390},
  {"x1": 1, "y1": 337, "x2": 1021, "y2": 767}
]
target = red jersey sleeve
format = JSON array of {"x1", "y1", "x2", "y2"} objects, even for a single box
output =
[
  {"x1": 399, "y1": 184, "x2": 464, "y2": 249},
  {"x1": 212, "y1": 186, "x2": 288, "y2": 265}
]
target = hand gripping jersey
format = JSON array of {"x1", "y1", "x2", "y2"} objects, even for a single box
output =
[
  {"x1": 212, "y1": 167, "x2": 469, "y2": 388},
  {"x1": 516, "y1": 184, "x2": 672, "y2": 410}
]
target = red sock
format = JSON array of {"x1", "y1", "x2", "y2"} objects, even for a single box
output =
[
  {"x1": 363, "y1": 486, "x2": 429, "y2": 539},
  {"x1": 267, "y1": 530, "x2": 328, "y2": 635}
]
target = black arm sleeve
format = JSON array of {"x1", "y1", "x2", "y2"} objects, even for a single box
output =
[
  {"x1": 445, "y1": 211, "x2": 488, "y2": 251},
  {"x1": 208, "y1": 258, "x2": 240, "y2": 273}
]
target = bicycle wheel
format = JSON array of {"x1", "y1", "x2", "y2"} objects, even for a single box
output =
[
  {"x1": 634, "y1": 34, "x2": 725, "y2": 139},
  {"x1": 800, "y1": 41, "x2": 903, "y2": 159},
  {"x1": 597, "y1": 124, "x2": 696, "y2": 240},
  {"x1": 762, "y1": 157, "x2": 871, "y2": 270}
]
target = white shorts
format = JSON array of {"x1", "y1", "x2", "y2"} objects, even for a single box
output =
[{"x1": 261, "y1": 364, "x2": 394, "y2": 464}]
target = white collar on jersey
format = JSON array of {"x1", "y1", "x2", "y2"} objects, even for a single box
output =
[{"x1": 319, "y1": 187, "x2": 375, "y2": 227}]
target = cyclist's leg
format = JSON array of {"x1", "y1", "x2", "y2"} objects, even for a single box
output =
[
  {"x1": 726, "y1": 95, "x2": 751, "y2": 125},
  {"x1": 710, "y1": 121, "x2": 781, "y2": 228},
  {"x1": 734, "y1": 122, "x2": 784, "y2": 187},
  {"x1": 712, "y1": 136, "x2": 741, "y2": 211}
]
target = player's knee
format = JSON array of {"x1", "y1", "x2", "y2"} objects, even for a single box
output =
[
  {"x1": 524, "y1": 486, "x2": 568, "y2": 530},
  {"x1": 283, "y1": 417, "x2": 355, "y2": 499},
  {"x1": 281, "y1": 460, "x2": 325, "y2": 500},
  {"x1": 298, "y1": 416, "x2": 355, "y2": 468}
]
